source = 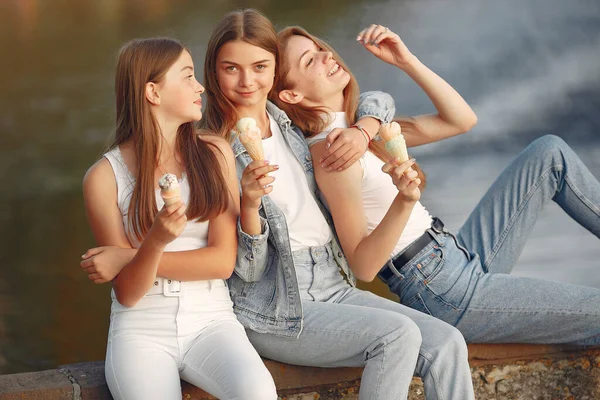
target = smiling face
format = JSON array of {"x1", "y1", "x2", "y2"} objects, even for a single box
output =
[
  {"x1": 280, "y1": 35, "x2": 350, "y2": 110},
  {"x1": 216, "y1": 40, "x2": 276, "y2": 110},
  {"x1": 155, "y1": 50, "x2": 204, "y2": 123}
]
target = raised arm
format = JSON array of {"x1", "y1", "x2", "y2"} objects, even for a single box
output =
[{"x1": 357, "y1": 24, "x2": 478, "y2": 147}]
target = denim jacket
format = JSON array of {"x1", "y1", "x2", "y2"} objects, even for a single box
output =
[{"x1": 228, "y1": 92, "x2": 395, "y2": 337}]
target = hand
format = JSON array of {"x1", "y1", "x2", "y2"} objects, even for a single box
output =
[
  {"x1": 382, "y1": 158, "x2": 421, "y2": 202},
  {"x1": 80, "y1": 246, "x2": 136, "y2": 284},
  {"x1": 147, "y1": 200, "x2": 188, "y2": 248},
  {"x1": 321, "y1": 127, "x2": 368, "y2": 172},
  {"x1": 357, "y1": 24, "x2": 415, "y2": 69},
  {"x1": 240, "y1": 160, "x2": 278, "y2": 210}
]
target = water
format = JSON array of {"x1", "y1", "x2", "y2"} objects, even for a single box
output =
[{"x1": 0, "y1": 0, "x2": 598, "y2": 374}]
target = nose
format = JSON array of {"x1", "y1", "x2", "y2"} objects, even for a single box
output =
[
  {"x1": 321, "y1": 51, "x2": 333, "y2": 63},
  {"x1": 240, "y1": 71, "x2": 254, "y2": 88},
  {"x1": 196, "y1": 82, "x2": 205, "y2": 94}
]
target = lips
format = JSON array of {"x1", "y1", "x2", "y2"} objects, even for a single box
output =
[{"x1": 194, "y1": 99, "x2": 202, "y2": 106}]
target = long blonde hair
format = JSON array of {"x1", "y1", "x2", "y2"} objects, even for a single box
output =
[
  {"x1": 111, "y1": 38, "x2": 229, "y2": 241},
  {"x1": 200, "y1": 9, "x2": 279, "y2": 141}
]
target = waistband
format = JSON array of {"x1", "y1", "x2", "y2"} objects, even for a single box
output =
[
  {"x1": 291, "y1": 242, "x2": 334, "y2": 264},
  {"x1": 145, "y1": 277, "x2": 226, "y2": 297},
  {"x1": 378, "y1": 217, "x2": 446, "y2": 283}
]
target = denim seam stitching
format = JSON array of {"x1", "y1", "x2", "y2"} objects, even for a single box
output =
[
  {"x1": 564, "y1": 173, "x2": 600, "y2": 216},
  {"x1": 485, "y1": 165, "x2": 556, "y2": 270},
  {"x1": 417, "y1": 349, "x2": 445, "y2": 400}
]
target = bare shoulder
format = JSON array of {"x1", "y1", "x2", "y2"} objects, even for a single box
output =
[
  {"x1": 198, "y1": 132, "x2": 235, "y2": 163},
  {"x1": 83, "y1": 157, "x2": 115, "y2": 191}
]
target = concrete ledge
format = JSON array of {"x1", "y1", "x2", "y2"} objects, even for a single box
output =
[{"x1": 0, "y1": 345, "x2": 598, "y2": 399}]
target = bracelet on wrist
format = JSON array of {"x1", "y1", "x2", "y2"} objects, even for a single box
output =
[{"x1": 351, "y1": 123, "x2": 372, "y2": 145}]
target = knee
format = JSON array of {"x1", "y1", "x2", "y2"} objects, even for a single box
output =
[
  {"x1": 530, "y1": 134, "x2": 571, "y2": 163},
  {"x1": 390, "y1": 316, "x2": 423, "y2": 350},
  {"x1": 232, "y1": 368, "x2": 278, "y2": 400},
  {"x1": 439, "y1": 325, "x2": 469, "y2": 359}
]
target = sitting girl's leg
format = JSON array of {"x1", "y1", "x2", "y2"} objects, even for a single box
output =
[
  {"x1": 457, "y1": 134, "x2": 600, "y2": 274},
  {"x1": 247, "y1": 296, "x2": 421, "y2": 400},
  {"x1": 454, "y1": 272, "x2": 600, "y2": 345},
  {"x1": 180, "y1": 319, "x2": 277, "y2": 400},
  {"x1": 338, "y1": 289, "x2": 474, "y2": 400},
  {"x1": 105, "y1": 337, "x2": 181, "y2": 400}
]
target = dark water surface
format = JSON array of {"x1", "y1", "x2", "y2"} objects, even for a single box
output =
[{"x1": 0, "y1": 0, "x2": 598, "y2": 374}]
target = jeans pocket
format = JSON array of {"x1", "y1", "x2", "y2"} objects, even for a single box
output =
[
  {"x1": 410, "y1": 242, "x2": 445, "y2": 283},
  {"x1": 404, "y1": 292, "x2": 433, "y2": 316}
]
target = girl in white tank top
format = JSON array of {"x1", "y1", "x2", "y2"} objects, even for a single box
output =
[{"x1": 80, "y1": 38, "x2": 276, "y2": 400}]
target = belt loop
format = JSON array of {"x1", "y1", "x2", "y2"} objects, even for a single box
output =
[{"x1": 387, "y1": 259, "x2": 405, "y2": 280}]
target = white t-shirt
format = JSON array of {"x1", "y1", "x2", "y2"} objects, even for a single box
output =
[
  {"x1": 262, "y1": 112, "x2": 332, "y2": 252},
  {"x1": 311, "y1": 112, "x2": 432, "y2": 258}
]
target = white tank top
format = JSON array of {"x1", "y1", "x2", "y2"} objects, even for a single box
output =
[
  {"x1": 103, "y1": 147, "x2": 209, "y2": 252},
  {"x1": 308, "y1": 113, "x2": 432, "y2": 257}
]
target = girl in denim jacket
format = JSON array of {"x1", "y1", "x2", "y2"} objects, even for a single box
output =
[
  {"x1": 274, "y1": 24, "x2": 600, "y2": 347},
  {"x1": 201, "y1": 9, "x2": 476, "y2": 400}
]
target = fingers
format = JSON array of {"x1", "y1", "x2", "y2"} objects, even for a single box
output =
[
  {"x1": 81, "y1": 247, "x2": 103, "y2": 259},
  {"x1": 244, "y1": 160, "x2": 277, "y2": 177},
  {"x1": 357, "y1": 24, "x2": 388, "y2": 46},
  {"x1": 321, "y1": 128, "x2": 365, "y2": 169},
  {"x1": 326, "y1": 148, "x2": 358, "y2": 171},
  {"x1": 382, "y1": 158, "x2": 415, "y2": 174},
  {"x1": 324, "y1": 128, "x2": 342, "y2": 148}
]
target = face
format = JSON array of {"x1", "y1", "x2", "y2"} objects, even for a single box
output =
[
  {"x1": 216, "y1": 40, "x2": 276, "y2": 108},
  {"x1": 282, "y1": 35, "x2": 350, "y2": 108},
  {"x1": 156, "y1": 50, "x2": 204, "y2": 123}
]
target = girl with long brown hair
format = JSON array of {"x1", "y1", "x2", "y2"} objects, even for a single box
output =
[
  {"x1": 202, "y1": 9, "x2": 475, "y2": 400},
  {"x1": 80, "y1": 37, "x2": 276, "y2": 400},
  {"x1": 275, "y1": 23, "x2": 600, "y2": 354}
]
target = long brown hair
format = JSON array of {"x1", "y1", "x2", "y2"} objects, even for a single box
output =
[
  {"x1": 111, "y1": 37, "x2": 229, "y2": 241},
  {"x1": 273, "y1": 26, "x2": 359, "y2": 137},
  {"x1": 200, "y1": 9, "x2": 279, "y2": 141},
  {"x1": 274, "y1": 28, "x2": 426, "y2": 188}
]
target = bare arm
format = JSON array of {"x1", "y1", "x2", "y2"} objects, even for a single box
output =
[
  {"x1": 82, "y1": 158, "x2": 186, "y2": 306},
  {"x1": 358, "y1": 24, "x2": 478, "y2": 147},
  {"x1": 311, "y1": 142, "x2": 420, "y2": 282},
  {"x1": 81, "y1": 137, "x2": 241, "y2": 287}
]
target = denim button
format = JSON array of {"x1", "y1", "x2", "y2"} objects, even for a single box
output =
[
  {"x1": 337, "y1": 251, "x2": 343, "y2": 258},
  {"x1": 417, "y1": 264, "x2": 422, "y2": 269},
  {"x1": 305, "y1": 155, "x2": 311, "y2": 161},
  {"x1": 154, "y1": 281, "x2": 158, "y2": 286},
  {"x1": 168, "y1": 279, "x2": 172, "y2": 284}
]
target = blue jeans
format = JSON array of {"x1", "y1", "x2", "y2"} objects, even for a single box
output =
[
  {"x1": 387, "y1": 135, "x2": 600, "y2": 345},
  {"x1": 248, "y1": 244, "x2": 475, "y2": 400}
]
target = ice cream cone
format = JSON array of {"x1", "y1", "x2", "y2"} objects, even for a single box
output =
[
  {"x1": 158, "y1": 173, "x2": 181, "y2": 206},
  {"x1": 236, "y1": 117, "x2": 265, "y2": 162},
  {"x1": 379, "y1": 122, "x2": 409, "y2": 162}
]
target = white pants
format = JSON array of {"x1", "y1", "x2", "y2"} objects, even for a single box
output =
[{"x1": 105, "y1": 279, "x2": 277, "y2": 400}]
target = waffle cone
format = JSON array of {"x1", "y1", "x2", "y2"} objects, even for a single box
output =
[
  {"x1": 239, "y1": 135, "x2": 264, "y2": 161},
  {"x1": 385, "y1": 137, "x2": 409, "y2": 162},
  {"x1": 161, "y1": 187, "x2": 181, "y2": 206}
]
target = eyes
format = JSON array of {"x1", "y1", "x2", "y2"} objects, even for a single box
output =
[
  {"x1": 305, "y1": 48, "x2": 324, "y2": 68},
  {"x1": 225, "y1": 65, "x2": 268, "y2": 72}
]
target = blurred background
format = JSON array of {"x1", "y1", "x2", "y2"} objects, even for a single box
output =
[{"x1": 0, "y1": 0, "x2": 598, "y2": 375}]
